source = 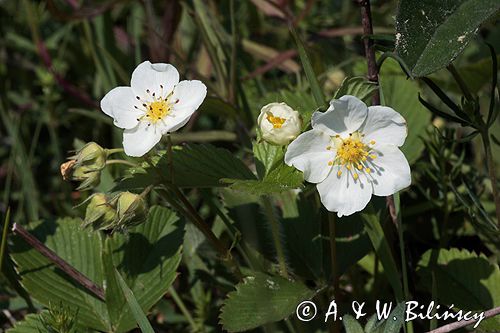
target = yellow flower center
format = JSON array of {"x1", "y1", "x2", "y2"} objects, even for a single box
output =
[
  {"x1": 145, "y1": 100, "x2": 171, "y2": 124},
  {"x1": 266, "y1": 112, "x2": 286, "y2": 129},
  {"x1": 326, "y1": 132, "x2": 377, "y2": 180}
]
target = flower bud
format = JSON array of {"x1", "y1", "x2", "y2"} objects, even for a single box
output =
[
  {"x1": 72, "y1": 142, "x2": 107, "y2": 169},
  {"x1": 323, "y1": 69, "x2": 346, "y2": 94},
  {"x1": 257, "y1": 102, "x2": 302, "y2": 145},
  {"x1": 114, "y1": 191, "x2": 148, "y2": 229},
  {"x1": 61, "y1": 142, "x2": 108, "y2": 190},
  {"x1": 83, "y1": 193, "x2": 117, "y2": 230}
]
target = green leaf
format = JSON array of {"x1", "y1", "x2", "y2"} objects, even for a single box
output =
[
  {"x1": 361, "y1": 202, "x2": 403, "y2": 302},
  {"x1": 333, "y1": 77, "x2": 379, "y2": 102},
  {"x1": 106, "y1": 206, "x2": 184, "y2": 332},
  {"x1": 290, "y1": 26, "x2": 325, "y2": 107},
  {"x1": 7, "y1": 312, "x2": 51, "y2": 333},
  {"x1": 380, "y1": 58, "x2": 431, "y2": 163},
  {"x1": 220, "y1": 272, "x2": 315, "y2": 332},
  {"x1": 396, "y1": 0, "x2": 500, "y2": 77},
  {"x1": 342, "y1": 314, "x2": 364, "y2": 333},
  {"x1": 224, "y1": 163, "x2": 303, "y2": 195},
  {"x1": 115, "y1": 144, "x2": 256, "y2": 190},
  {"x1": 114, "y1": 269, "x2": 155, "y2": 333},
  {"x1": 10, "y1": 218, "x2": 110, "y2": 331},
  {"x1": 417, "y1": 248, "x2": 500, "y2": 330},
  {"x1": 253, "y1": 140, "x2": 284, "y2": 178}
]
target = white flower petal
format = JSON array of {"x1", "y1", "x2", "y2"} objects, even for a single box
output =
[
  {"x1": 122, "y1": 121, "x2": 162, "y2": 157},
  {"x1": 317, "y1": 167, "x2": 373, "y2": 217},
  {"x1": 368, "y1": 145, "x2": 411, "y2": 196},
  {"x1": 361, "y1": 106, "x2": 407, "y2": 147},
  {"x1": 172, "y1": 80, "x2": 207, "y2": 116},
  {"x1": 131, "y1": 61, "x2": 179, "y2": 98},
  {"x1": 312, "y1": 95, "x2": 367, "y2": 136},
  {"x1": 284, "y1": 129, "x2": 334, "y2": 183},
  {"x1": 100, "y1": 87, "x2": 140, "y2": 129}
]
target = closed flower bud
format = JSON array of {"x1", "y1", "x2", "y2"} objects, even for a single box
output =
[
  {"x1": 83, "y1": 193, "x2": 117, "y2": 230},
  {"x1": 72, "y1": 142, "x2": 107, "y2": 170},
  {"x1": 258, "y1": 102, "x2": 302, "y2": 145},
  {"x1": 62, "y1": 142, "x2": 108, "y2": 190},
  {"x1": 114, "y1": 191, "x2": 148, "y2": 229}
]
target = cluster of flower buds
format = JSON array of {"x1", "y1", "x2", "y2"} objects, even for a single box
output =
[
  {"x1": 83, "y1": 191, "x2": 148, "y2": 232},
  {"x1": 60, "y1": 142, "x2": 108, "y2": 190}
]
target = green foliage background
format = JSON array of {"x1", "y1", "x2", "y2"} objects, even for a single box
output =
[{"x1": 0, "y1": 0, "x2": 499, "y2": 332}]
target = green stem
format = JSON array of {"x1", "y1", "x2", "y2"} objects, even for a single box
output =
[
  {"x1": 328, "y1": 213, "x2": 340, "y2": 333},
  {"x1": 262, "y1": 198, "x2": 288, "y2": 278},
  {"x1": 169, "y1": 286, "x2": 198, "y2": 331},
  {"x1": 394, "y1": 193, "x2": 414, "y2": 333},
  {"x1": 170, "y1": 186, "x2": 242, "y2": 279},
  {"x1": 105, "y1": 159, "x2": 137, "y2": 167},
  {"x1": 481, "y1": 131, "x2": 500, "y2": 226},
  {"x1": 106, "y1": 148, "x2": 125, "y2": 155},
  {"x1": 0, "y1": 208, "x2": 11, "y2": 273}
]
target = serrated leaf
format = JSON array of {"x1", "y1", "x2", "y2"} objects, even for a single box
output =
[
  {"x1": 333, "y1": 77, "x2": 379, "y2": 102},
  {"x1": 396, "y1": 0, "x2": 500, "y2": 77},
  {"x1": 224, "y1": 163, "x2": 303, "y2": 195},
  {"x1": 106, "y1": 206, "x2": 184, "y2": 332},
  {"x1": 417, "y1": 248, "x2": 500, "y2": 331},
  {"x1": 220, "y1": 272, "x2": 315, "y2": 332},
  {"x1": 253, "y1": 140, "x2": 284, "y2": 178},
  {"x1": 380, "y1": 58, "x2": 430, "y2": 163},
  {"x1": 115, "y1": 144, "x2": 256, "y2": 190},
  {"x1": 10, "y1": 218, "x2": 110, "y2": 331}
]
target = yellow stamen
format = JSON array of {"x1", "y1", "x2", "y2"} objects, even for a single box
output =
[
  {"x1": 370, "y1": 140, "x2": 376, "y2": 145},
  {"x1": 337, "y1": 170, "x2": 342, "y2": 177},
  {"x1": 266, "y1": 112, "x2": 286, "y2": 129},
  {"x1": 145, "y1": 100, "x2": 172, "y2": 124},
  {"x1": 369, "y1": 154, "x2": 377, "y2": 159},
  {"x1": 331, "y1": 131, "x2": 374, "y2": 181},
  {"x1": 328, "y1": 161, "x2": 333, "y2": 166}
]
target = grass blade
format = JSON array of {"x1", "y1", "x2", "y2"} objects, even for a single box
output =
[
  {"x1": 361, "y1": 203, "x2": 404, "y2": 301},
  {"x1": 289, "y1": 25, "x2": 325, "y2": 108},
  {"x1": 114, "y1": 268, "x2": 155, "y2": 333},
  {"x1": 0, "y1": 207, "x2": 11, "y2": 272}
]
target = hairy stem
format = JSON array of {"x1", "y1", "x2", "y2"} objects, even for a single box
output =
[
  {"x1": 105, "y1": 159, "x2": 137, "y2": 167},
  {"x1": 11, "y1": 223, "x2": 105, "y2": 301},
  {"x1": 262, "y1": 198, "x2": 288, "y2": 278},
  {"x1": 355, "y1": 0, "x2": 399, "y2": 226}
]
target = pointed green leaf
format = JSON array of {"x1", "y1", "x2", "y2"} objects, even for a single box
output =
[
  {"x1": 396, "y1": 0, "x2": 500, "y2": 77},
  {"x1": 114, "y1": 269, "x2": 155, "y2": 333},
  {"x1": 107, "y1": 206, "x2": 184, "y2": 332}
]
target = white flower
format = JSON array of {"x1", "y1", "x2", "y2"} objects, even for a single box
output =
[
  {"x1": 284, "y1": 95, "x2": 411, "y2": 217},
  {"x1": 257, "y1": 102, "x2": 302, "y2": 145},
  {"x1": 100, "y1": 61, "x2": 207, "y2": 157}
]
